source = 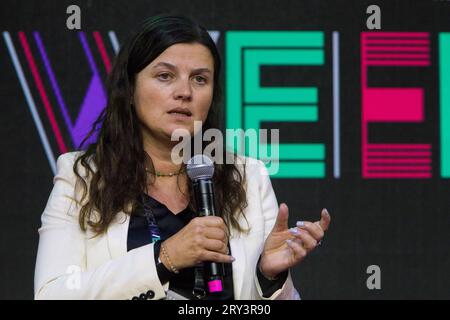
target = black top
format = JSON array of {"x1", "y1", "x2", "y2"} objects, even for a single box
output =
[{"x1": 127, "y1": 193, "x2": 288, "y2": 300}]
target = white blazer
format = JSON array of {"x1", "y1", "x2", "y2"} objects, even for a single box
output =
[{"x1": 34, "y1": 152, "x2": 300, "y2": 300}]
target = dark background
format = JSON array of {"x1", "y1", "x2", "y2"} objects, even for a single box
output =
[{"x1": 1, "y1": 0, "x2": 449, "y2": 299}]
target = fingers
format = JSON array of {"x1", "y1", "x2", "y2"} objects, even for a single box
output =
[
  {"x1": 289, "y1": 228, "x2": 317, "y2": 251},
  {"x1": 295, "y1": 209, "x2": 331, "y2": 240},
  {"x1": 319, "y1": 208, "x2": 331, "y2": 232},
  {"x1": 202, "y1": 250, "x2": 235, "y2": 264},
  {"x1": 191, "y1": 234, "x2": 233, "y2": 263},
  {"x1": 191, "y1": 219, "x2": 229, "y2": 257},
  {"x1": 204, "y1": 227, "x2": 228, "y2": 243},
  {"x1": 203, "y1": 238, "x2": 229, "y2": 255},
  {"x1": 191, "y1": 216, "x2": 228, "y2": 241},
  {"x1": 171, "y1": 216, "x2": 232, "y2": 269},
  {"x1": 272, "y1": 203, "x2": 289, "y2": 232},
  {"x1": 295, "y1": 220, "x2": 324, "y2": 242},
  {"x1": 286, "y1": 239, "x2": 307, "y2": 260},
  {"x1": 199, "y1": 216, "x2": 227, "y2": 228}
]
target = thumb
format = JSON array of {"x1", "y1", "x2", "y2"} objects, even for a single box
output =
[
  {"x1": 319, "y1": 208, "x2": 331, "y2": 231},
  {"x1": 272, "y1": 203, "x2": 289, "y2": 232}
]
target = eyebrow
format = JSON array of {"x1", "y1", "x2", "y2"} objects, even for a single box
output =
[{"x1": 152, "y1": 62, "x2": 212, "y2": 74}]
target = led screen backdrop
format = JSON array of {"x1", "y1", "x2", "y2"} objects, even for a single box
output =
[{"x1": 1, "y1": 0, "x2": 449, "y2": 299}]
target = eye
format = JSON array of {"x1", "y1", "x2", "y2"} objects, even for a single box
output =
[
  {"x1": 193, "y1": 75, "x2": 207, "y2": 84},
  {"x1": 157, "y1": 73, "x2": 172, "y2": 81}
]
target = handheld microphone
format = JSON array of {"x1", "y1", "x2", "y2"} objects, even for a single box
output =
[{"x1": 186, "y1": 154, "x2": 224, "y2": 294}]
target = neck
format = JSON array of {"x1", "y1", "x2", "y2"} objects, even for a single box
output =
[
  {"x1": 142, "y1": 131, "x2": 185, "y2": 174},
  {"x1": 142, "y1": 131, "x2": 190, "y2": 199}
]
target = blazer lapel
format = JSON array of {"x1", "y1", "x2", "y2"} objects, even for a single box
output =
[
  {"x1": 229, "y1": 231, "x2": 248, "y2": 299},
  {"x1": 106, "y1": 211, "x2": 130, "y2": 259}
]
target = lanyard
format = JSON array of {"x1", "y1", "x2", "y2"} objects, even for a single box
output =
[
  {"x1": 140, "y1": 194, "x2": 206, "y2": 299},
  {"x1": 141, "y1": 196, "x2": 161, "y2": 243}
]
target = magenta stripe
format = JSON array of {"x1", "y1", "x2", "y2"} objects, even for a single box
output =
[
  {"x1": 367, "y1": 144, "x2": 431, "y2": 149},
  {"x1": 365, "y1": 173, "x2": 431, "y2": 178},
  {"x1": 365, "y1": 39, "x2": 430, "y2": 45},
  {"x1": 365, "y1": 45, "x2": 429, "y2": 51},
  {"x1": 367, "y1": 149, "x2": 431, "y2": 152},
  {"x1": 367, "y1": 158, "x2": 432, "y2": 164},
  {"x1": 361, "y1": 32, "x2": 368, "y2": 176},
  {"x1": 367, "y1": 165, "x2": 431, "y2": 171},
  {"x1": 367, "y1": 151, "x2": 431, "y2": 157},
  {"x1": 366, "y1": 53, "x2": 430, "y2": 59},
  {"x1": 366, "y1": 60, "x2": 430, "y2": 66},
  {"x1": 364, "y1": 46, "x2": 430, "y2": 52},
  {"x1": 364, "y1": 47, "x2": 430, "y2": 54},
  {"x1": 18, "y1": 32, "x2": 67, "y2": 153},
  {"x1": 93, "y1": 31, "x2": 111, "y2": 73}
]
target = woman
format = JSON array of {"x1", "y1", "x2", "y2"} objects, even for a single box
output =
[{"x1": 34, "y1": 13, "x2": 330, "y2": 300}]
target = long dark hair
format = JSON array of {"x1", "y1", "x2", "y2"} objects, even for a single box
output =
[{"x1": 73, "y1": 13, "x2": 248, "y2": 235}]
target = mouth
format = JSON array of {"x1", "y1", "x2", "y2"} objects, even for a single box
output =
[{"x1": 167, "y1": 107, "x2": 192, "y2": 118}]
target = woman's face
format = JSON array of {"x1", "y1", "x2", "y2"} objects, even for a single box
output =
[{"x1": 133, "y1": 42, "x2": 214, "y2": 143}]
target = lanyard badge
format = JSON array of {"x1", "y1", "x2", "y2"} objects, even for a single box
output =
[{"x1": 142, "y1": 196, "x2": 161, "y2": 243}]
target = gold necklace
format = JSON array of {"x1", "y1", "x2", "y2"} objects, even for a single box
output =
[{"x1": 145, "y1": 168, "x2": 185, "y2": 177}]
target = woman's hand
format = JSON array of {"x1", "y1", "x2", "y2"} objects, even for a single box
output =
[
  {"x1": 160, "y1": 216, "x2": 234, "y2": 271},
  {"x1": 259, "y1": 203, "x2": 331, "y2": 279}
]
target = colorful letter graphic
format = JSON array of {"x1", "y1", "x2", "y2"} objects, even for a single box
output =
[
  {"x1": 226, "y1": 31, "x2": 326, "y2": 178},
  {"x1": 361, "y1": 32, "x2": 432, "y2": 178},
  {"x1": 440, "y1": 33, "x2": 450, "y2": 178},
  {"x1": 3, "y1": 31, "x2": 117, "y2": 173}
]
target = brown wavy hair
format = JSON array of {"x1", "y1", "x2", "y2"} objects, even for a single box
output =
[{"x1": 72, "y1": 14, "x2": 248, "y2": 236}]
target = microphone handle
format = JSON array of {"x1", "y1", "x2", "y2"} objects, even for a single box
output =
[
  {"x1": 193, "y1": 179, "x2": 217, "y2": 216},
  {"x1": 192, "y1": 179, "x2": 225, "y2": 292}
]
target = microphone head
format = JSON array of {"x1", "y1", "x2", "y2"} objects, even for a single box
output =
[{"x1": 186, "y1": 155, "x2": 214, "y2": 180}]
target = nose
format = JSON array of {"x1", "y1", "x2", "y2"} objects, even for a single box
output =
[{"x1": 174, "y1": 79, "x2": 192, "y2": 101}]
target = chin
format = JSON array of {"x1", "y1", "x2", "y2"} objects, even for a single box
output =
[{"x1": 166, "y1": 125, "x2": 194, "y2": 138}]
